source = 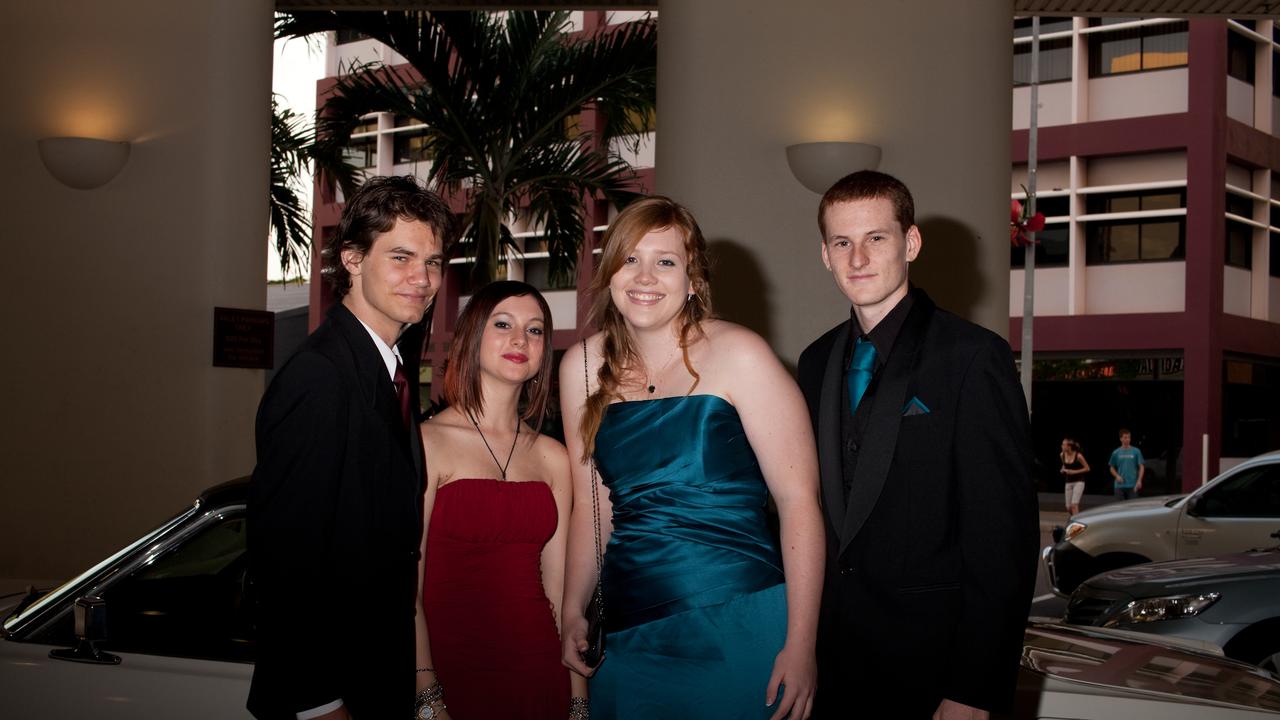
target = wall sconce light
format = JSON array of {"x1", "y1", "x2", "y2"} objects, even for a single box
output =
[
  {"x1": 785, "y1": 142, "x2": 881, "y2": 194},
  {"x1": 38, "y1": 137, "x2": 131, "y2": 190}
]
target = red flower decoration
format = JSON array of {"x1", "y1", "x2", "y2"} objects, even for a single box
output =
[{"x1": 1011, "y1": 198, "x2": 1045, "y2": 248}]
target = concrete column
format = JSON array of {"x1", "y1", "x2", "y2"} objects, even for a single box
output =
[
  {"x1": 0, "y1": 0, "x2": 273, "y2": 580},
  {"x1": 655, "y1": 0, "x2": 1015, "y2": 363}
]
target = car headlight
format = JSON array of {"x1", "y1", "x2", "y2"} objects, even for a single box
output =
[
  {"x1": 1104, "y1": 592, "x2": 1222, "y2": 627},
  {"x1": 1063, "y1": 521, "x2": 1087, "y2": 541}
]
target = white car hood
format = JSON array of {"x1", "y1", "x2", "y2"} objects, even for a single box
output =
[{"x1": 1073, "y1": 494, "x2": 1184, "y2": 521}]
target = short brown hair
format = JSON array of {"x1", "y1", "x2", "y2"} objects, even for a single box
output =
[
  {"x1": 442, "y1": 281, "x2": 554, "y2": 426},
  {"x1": 818, "y1": 170, "x2": 915, "y2": 238},
  {"x1": 322, "y1": 175, "x2": 454, "y2": 299}
]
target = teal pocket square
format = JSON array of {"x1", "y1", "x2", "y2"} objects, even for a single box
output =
[{"x1": 902, "y1": 396, "x2": 930, "y2": 416}]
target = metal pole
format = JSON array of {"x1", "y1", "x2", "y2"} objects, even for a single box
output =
[{"x1": 1019, "y1": 16, "x2": 1040, "y2": 413}]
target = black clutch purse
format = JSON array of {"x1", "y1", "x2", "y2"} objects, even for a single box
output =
[
  {"x1": 581, "y1": 339, "x2": 606, "y2": 670},
  {"x1": 583, "y1": 586, "x2": 605, "y2": 668}
]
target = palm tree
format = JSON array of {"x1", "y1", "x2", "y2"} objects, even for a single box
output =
[
  {"x1": 269, "y1": 95, "x2": 313, "y2": 281},
  {"x1": 277, "y1": 10, "x2": 657, "y2": 283}
]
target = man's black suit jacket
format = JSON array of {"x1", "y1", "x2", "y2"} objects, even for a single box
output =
[
  {"x1": 796, "y1": 289, "x2": 1037, "y2": 715},
  {"x1": 247, "y1": 303, "x2": 426, "y2": 719}
]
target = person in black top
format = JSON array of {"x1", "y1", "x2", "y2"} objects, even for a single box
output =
[
  {"x1": 248, "y1": 176, "x2": 452, "y2": 720},
  {"x1": 796, "y1": 171, "x2": 1038, "y2": 719},
  {"x1": 1060, "y1": 437, "x2": 1090, "y2": 516}
]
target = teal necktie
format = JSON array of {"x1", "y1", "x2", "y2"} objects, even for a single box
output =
[{"x1": 847, "y1": 337, "x2": 877, "y2": 413}]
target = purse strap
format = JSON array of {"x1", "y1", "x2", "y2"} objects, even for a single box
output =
[{"x1": 583, "y1": 340, "x2": 605, "y2": 613}]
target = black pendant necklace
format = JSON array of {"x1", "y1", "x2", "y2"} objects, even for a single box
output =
[
  {"x1": 644, "y1": 345, "x2": 679, "y2": 396},
  {"x1": 470, "y1": 415, "x2": 520, "y2": 481}
]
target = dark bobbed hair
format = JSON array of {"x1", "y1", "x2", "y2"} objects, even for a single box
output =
[
  {"x1": 818, "y1": 170, "x2": 916, "y2": 238},
  {"x1": 442, "y1": 281, "x2": 554, "y2": 427},
  {"x1": 578, "y1": 196, "x2": 713, "y2": 460},
  {"x1": 322, "y1": 175, "x2": 455, "y2": 299},
  {"x1": 1062, "y1": 437, "x2": 1081, "y2": 452}
]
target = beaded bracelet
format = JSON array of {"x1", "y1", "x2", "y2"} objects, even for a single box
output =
[
  {"x1": 568, "y1": 696, "x2": 589, "y2": 720},
  {"x1": 414, "y1": 682, "x2": 445, "y2": 720}
]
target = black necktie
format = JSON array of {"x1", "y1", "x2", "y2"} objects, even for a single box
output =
[{"x1": 393, "y1": 360, "x2": 412, "y2": 427}]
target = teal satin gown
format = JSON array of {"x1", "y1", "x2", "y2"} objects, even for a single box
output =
[{"x1": 590, "y1": 394, "x2": 788, "y2": 719}]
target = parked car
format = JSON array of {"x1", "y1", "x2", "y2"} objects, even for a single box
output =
[
  {"x1": 5, "y1": 480, "x2": 1280, "y2": 718},
  {"x1": 1064, "y1": 544, "x2": 1280, "y2": 675},
  {"x1": 1043, "y1": 449, "x2": 1280, "y2": 595},
  {"x1": 1, "y1": 480, "x2": 252, "y2": 719},
  {"x1": 1012, "y1": 623, "x2": 1280, "y2": 718}
]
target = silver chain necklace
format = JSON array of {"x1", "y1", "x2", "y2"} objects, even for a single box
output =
[{"x1": 469, "y1": 414, "x2": 520, "y2": 481}]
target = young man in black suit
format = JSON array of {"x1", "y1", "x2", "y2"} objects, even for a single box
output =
[
  {"x1": 797, "y1": 171, "x2": 1038, "y2": 719},
  {"x1": 247, "y1": 176, "x2": 452, "y2": 720}
]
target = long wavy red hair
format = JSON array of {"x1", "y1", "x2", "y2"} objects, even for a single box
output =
[{"x1": 578, "y1": 196, "x2": 713, "y2": 460}]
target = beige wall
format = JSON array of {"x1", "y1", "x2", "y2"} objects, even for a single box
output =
[
  {"x1": 655, "y1": 0, "x2": 1015, "y2": 364},
  {"x1": 0, "y1": 0, "x2": 272, "y2": 580}
]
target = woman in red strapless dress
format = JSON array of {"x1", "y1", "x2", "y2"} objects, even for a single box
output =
[{"x1": 413, "y1": 281, "x2": 584, "y2": 720}]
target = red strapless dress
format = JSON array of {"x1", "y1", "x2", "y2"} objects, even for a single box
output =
[{"x1": 422, "y1": 478, "x2": 570, "y2": 719}]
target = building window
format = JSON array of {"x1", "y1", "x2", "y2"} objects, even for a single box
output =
[
  {"x1": 1226, "y1": 221, "x2": 1253, "y2": 269},
  {"x1": 1226, "y1": 192, "x2": 1253, "y2": 269},
  {"x1": 1014, "y1": 37, "x2": 1073, "y2": 85},
  {"x1": 621, "y1": 106, "x2": 657, "y2": 134},
  {"x1": 1222, "y1": 357, "x2": 1280, "y2": 459},
  {"x1": 1228, "y1": 30, "x2": 1256, "y2": 84},
  {"x1": 1087, "y1": 21, "x2": 1188, "y2": 77},
  {"x1": 394, "y1": 131, "x2": 432, "y2": 164},
  {"x1": 1272, "y1": 51, "x2": 1279, "y2": 98},
  {"x1": 1087, "y1": 189, "x2": 1183, "y2": 214},
  {"x1": 1087, "y1": 221, "x2": 1184, "y2": 263},
  {"x1": 522, "y1": 257, "x2": 578, "y2": 291},
  {"x1": 343, "y1": 138, "x2": 377, "y2": 169},
  {"x1": 1014, "y1": 17, "x2": 1073, "y2": 38},
  {"x1": 564, "y1": 111, "x2": 585, "y2": 141},
  {"x1": 1084, "y1": 189, "x2": 1185, "y2": 264},
  {"x1": 1011, "y1": 224, "x2": 1069, "y2": 268},
  {"x1": 1009, "y1": 196, "x2": 1069, "y2": 268},
  {"x1": 336, "y1": 28, "x2": 368, "y2": 45},
  {"x1": 1030, "y1": 195, "x2": 1071, "y2": 218}
]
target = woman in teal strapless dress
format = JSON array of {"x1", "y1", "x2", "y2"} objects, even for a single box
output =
[{"x1": 559, "y1": 197, "x2": 825, "y2": 719}]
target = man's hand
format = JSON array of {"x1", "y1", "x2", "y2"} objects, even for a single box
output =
[{"x1": 932, "y1": 699, "x2": 989, "y2": 720}]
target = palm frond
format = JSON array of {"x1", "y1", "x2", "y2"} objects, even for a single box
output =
[
  {"x1": 278, "y1": 9, "x2": 658, "y2": 284},
  {"x1": 269, "y1": 96, "x2": 314, "y2": 281}
]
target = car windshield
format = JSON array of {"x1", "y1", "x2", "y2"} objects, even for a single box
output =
[
  {"x1": 1024, "y1": 625, "x2": 1280, "y2": 711},
  {"x1": 2, "y1": 503, "x2": 196, "y2": 633}
]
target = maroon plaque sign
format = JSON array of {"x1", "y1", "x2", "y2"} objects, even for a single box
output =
[{"x1": 213, "y1": 307, "x2": 274, "y2": 369}]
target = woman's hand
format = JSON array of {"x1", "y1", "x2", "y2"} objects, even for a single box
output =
[
  {"x1": 766, "y1": 642, "x2": 816, "y2": 720},
  {"x1": 561, "y1": 613, "x2": 598, "y2": 677}
]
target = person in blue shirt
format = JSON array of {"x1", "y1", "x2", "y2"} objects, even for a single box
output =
[{"x1": 1108, "y1": 428, "x2": 1145, "y2": 500}]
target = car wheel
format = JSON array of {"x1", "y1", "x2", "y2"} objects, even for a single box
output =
[
  {"x1": 1259, "y1": 649, "x2": 1280, "y2": 677},
  {"x1": 1224, "y1": 620, "x2": 1280, "y2": 677}
]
